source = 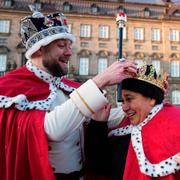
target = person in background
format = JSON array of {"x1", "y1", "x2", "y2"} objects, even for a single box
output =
[
  {"x1": 85, "y1": 64, "x2": 180, "y2": 180},
  {"x1": 0, "y1": 7, "x2": 137, "y2": 180}
]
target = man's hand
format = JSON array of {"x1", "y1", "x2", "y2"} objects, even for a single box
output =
[{"x1": 92, "y1": 60, "x2": 137, "y2": 89}]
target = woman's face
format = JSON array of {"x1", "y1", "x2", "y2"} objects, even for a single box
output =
[{"x1": 122, "y1": 89, "x2": 155, "y2": 125}]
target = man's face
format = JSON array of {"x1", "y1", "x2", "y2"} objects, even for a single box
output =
[{"x1": 41, "y1": 39, "x2": 72, "y2": 77}]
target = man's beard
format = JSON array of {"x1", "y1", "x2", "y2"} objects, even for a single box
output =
[{"x1": 42, "y1": 58, "x2": 68, "y2": 77}]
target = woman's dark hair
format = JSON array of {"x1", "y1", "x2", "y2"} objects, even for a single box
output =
[{"x1": 122, "y1": 78, "x2": 164, "y2": 105}]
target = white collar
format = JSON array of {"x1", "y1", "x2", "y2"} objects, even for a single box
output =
[{"x1": 26, "y1": 60, "x2": 76, "y2": 92}]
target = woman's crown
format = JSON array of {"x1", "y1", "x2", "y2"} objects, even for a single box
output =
[{"x1": 136, "y1": 64, "x2": 168, "y2": 90}]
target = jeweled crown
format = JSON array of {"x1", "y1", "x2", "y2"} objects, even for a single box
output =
[
  {"x1": 136, "y1": 64, "x2": 168, "y2": 90},
  {"x1": 20, "y1": 5, "x2": 75, "y2": 60}
]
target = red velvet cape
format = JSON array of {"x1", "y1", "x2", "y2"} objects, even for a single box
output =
[
  {"x1": 0, "y1": 66, "x2": 80, "y2": 180},
  {"x1": 123, "y1": 104, "x2": 180, "y2": 180}
]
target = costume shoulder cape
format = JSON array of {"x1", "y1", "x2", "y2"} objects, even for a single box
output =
[
  {"x1": 123, "y1": 104, "x2": 180, "y2": 180},
  {"x1": 0, "y1": 66, "x2": 80, "y2": 180},
  {"x1": 0, "y1": 65, "x2": 80, "y2": 99}
]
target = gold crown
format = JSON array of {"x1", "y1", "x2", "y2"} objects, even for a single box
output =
[{"x1": 135, "y1": 64, "x2": 168, "y2": 90}]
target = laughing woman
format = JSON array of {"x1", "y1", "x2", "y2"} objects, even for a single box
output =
[{"x1": 85, "y1": 64, "x2": 180, "y2": 180}]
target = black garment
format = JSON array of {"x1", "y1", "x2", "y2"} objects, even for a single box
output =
[
  {"x1": 54, "y1": 169, "x2": 83, "y2": 180},
  {"x1": 110, "y1": 135, "x2": 131, "y2": 180},
  {"x1": 85, "y1": 120, "x2": 130, "y2": 180}
]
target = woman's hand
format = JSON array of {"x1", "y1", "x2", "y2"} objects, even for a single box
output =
[{"x1": 92, "y1": 103, "x2": 112, "y2": 122}]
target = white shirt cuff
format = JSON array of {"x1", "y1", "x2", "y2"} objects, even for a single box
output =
[{"x1": 70, "y1": 79, "x2": 108, "y2": 117}]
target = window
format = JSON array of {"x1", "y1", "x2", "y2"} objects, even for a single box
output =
[
  {"x1": 80, "y1": 24, "x2": 91, "y2": 38},
  {"x1": 0, "y1": 20, "x2": 10, "y2": 33},
  {"x1": 169, "y1": 29, "x2": 179, "y2": 42},
  {"x1": 0, "y1": 54, "x2": 7, "y2": 72},
  {"x1": 171, "y1": 46, "x2": 177, "y2": 51},
  {"x1": 152, "y1": 60, "x2": 160, "y2": 74},
  {"x1": 91, "y1": 4, "x2": 99, "y2": 13},
  {"x1": 79, "y1": 57, "x2": 89, "y2": 75},
  {"x1": 80, "y1": 42, "x2": 89, "y2": 47},
  {"x1": 63, "y1": 2, "x2": 72, "y2": 12},
  {"x1": 117, "y1": 27, "x2": 127, "y2": 40},
  {"x1": 134, "y1": 28, "x2": 144, "y2": 40},
  {"x1": 98, "y1": 58, "x2": 107, "y2": 73},
  {"x1": 151, "y1": 28, "x2": 160, "y2": 41},
  {"x1": 174, "y1": 10, "x2": 180, "y2": 17},
  {"x1": 171, "y1": 60, "x2": 180, "y2": 77},
  {"x1": 172, "y1": 90, "x2": 180, "y2": 104},
  {"x1": 135, "y1": 59, "x2": 144, "y2": 67},
  {"x1": 99, "y1": 25, "x2": 109, "y2": 39},
  {"x1": 0, "y1": 38, "x2": 7, "y2": 44},
  {"x1": 134, "y1": 44, "x2": 142, "y2": 49},
  {"x1": 144, "y1": 8, "x2": 150, "y2": 17},
  {"x1": 99, "y1": 43, "x2": 107, "y2": 48},
  {"x1": 152, "y1": 45, "x2": 158, "y2": 50},
  {"x1": 4, "y1": 0, "x2": 13, "y2": 7}
]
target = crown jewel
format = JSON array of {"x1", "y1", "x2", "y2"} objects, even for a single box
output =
[{"x1": 136, "y1": 64, "x2": 167, "y2": 90}]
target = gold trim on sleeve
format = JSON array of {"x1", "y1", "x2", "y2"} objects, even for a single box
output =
[{"x1": 75, "y1": 90, "x2": 94, "y2": 114}]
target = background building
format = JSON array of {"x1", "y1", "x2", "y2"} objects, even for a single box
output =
[{"x1": 1, "y1": 0, "x2": 180, "y2": 106}]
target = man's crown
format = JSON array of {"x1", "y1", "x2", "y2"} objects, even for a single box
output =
[{"x1": 135, "y1": 64, "x2": 168, "y2": 90}]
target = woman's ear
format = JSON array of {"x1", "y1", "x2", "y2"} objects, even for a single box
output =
[{"x1": 150, "y1": 98, "x2": 156, "y2": 106}]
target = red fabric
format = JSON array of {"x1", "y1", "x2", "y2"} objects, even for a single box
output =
[
  {"x1": 61, "y1": 76, "x2": 81, "y2": 90},
  {"x1": 0, "y1": 66, "x2": 80, "y2": 180},
  {"x1": 0, "y1": 66, "x2": 80, "y2": 99},
  {"x1": 117, "y1": 117, "x2": 130, "y2": 128},
  {"x1": 0, "y1": 108, "x2": 55, "y2": 180},
  {"x1": 123, "y1": 104, "x2": 180, "y2": 180}
]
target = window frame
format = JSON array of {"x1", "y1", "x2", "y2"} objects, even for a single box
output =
[
  {"x1": 172, "y1": 90, "x2": 180, "y2": 104},
  {"x1": 0, "y1": 19, "x2": 10, "y2": 34},
  {"x1": 170, "y1": 60, "x2": 180, "y2": 77},
  {"x1": 80, "y1": 24, "x2": 91, "y2": 38},
  {"x1": 0, "y1": 54, "x2": 7, "y2": 72},
  {"x1": 98, "y1": 57, "x2": 108, "y2": 73},
  {"x1": 79, "y1": 57, "x2": 89, "y2": 75},
  {"x1": 99, "y1": 25, "x2": 109, "y2": 39},
  {"x1": 134, "y1": 27, "x2": 144, "y2": 41},
  {"x1": 152, "y1": 59, "x2": 161, "y2": 74},
  {"x1": 151, "y1": 28, "x2": 161, "y2": 41},
  {"x1": 169, "y1": 29, "x2": 179, "y2": 42}
]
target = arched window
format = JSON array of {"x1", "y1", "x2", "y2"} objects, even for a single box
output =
[
  {"x1": 152, "y1": 60, "x2": 160, "y2": 74},
  {"x1": 0, "y1": 54, "x2": 7, "y2": 72},
  {"x1": 79, "y1": 57, "x2": 89, "y2": 75},
  {"x1": 98, "y1": 58, "x2": 107, "y2": 73},
  {"x1": 172, "y1": 90, "x2": 180, "y2": 104},
  {"x1": 171, "y1": 60, "x2": 180, "y2": 77}
]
